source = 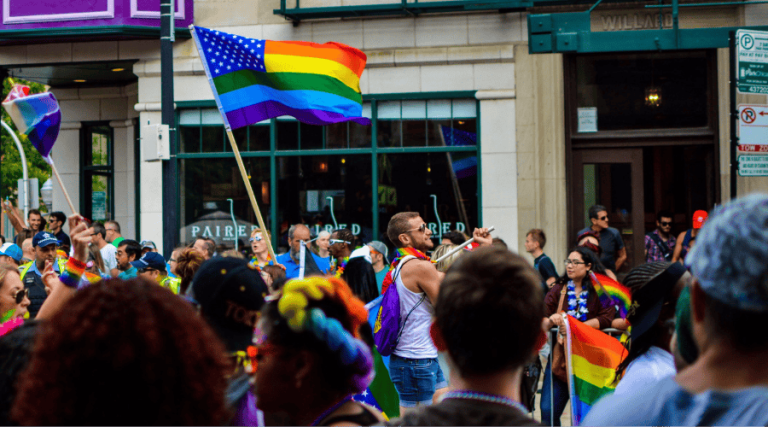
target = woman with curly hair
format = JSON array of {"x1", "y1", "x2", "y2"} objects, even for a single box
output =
[
  {"x1": 176, "y1": 247, "x2": 205, "y2": 295},
  {"x1": 254, "y1": 276, "x2": 385, "y2": 426},
  {"x1": 11, "y1": 278, "x2": 230, "y2": 426}
]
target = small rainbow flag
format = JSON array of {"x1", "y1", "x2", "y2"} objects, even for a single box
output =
[
  {"x1": 590, "y1": 272, "x2": 632, "y2": 318},
  {"x1": 564, "y1": 315, "x2": 627, "y2": 425},
  {"x1": 2, "y1": 84, "x2": 61, "y2": 165},
  {"x1": 190, "y1": 26, "x2": 370, "y2": 130}
]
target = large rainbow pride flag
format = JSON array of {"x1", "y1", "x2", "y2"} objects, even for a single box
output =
[
  {"x1": 190, "y1": 26, "x2": 370, "y2": 130},
  {"x1": 564, "y1": 314, "x2": 627, "y2": 425}
]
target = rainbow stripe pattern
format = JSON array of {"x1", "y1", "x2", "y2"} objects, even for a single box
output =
[
  {"x1": 590, "y1": 272, "x2": 632, "y2": 318},
  {"x1": 191, "y1": 26, "x2": 370, "y2": 130},
  {"x1": 2, "y1": 84, "x2": 61, "y2": 165},
  {"x1": 564, "y1": 315, "x2": 627, "y2": 425}
]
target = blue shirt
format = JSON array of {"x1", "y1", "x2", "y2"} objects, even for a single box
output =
[
  {"x1": 584, "y1": 376, "x2": 768, "y2": 426},
  {"x1": 275, "y1": 252, "x2": 331, "y2": 280},
  {"x1": 118, "y1": 266, "x2": 138, "y2": 280}
]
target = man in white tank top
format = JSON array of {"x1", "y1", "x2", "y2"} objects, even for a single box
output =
[{"x1": 385, "y1": 212, "x2": 491, "y2": 415}]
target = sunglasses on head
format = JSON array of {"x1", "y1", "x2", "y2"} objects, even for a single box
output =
[
  {"x1": 14, "y1": 288, "x2": 28, "y2": 304},
  {"x1": 329, "y1": 239, "x2": 351, "y2": 245}
]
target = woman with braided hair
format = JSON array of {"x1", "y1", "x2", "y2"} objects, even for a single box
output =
[
  {"x1": 612, "y1": 262, "x2": 688, "y2": 396},
  {"x1": 253, "y1": 276, "x2": 385, "y2": 426}
]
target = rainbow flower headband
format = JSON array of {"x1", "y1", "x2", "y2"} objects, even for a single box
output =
[{"x1": 277, "y1": 277, "x2": 374, "y2": 393}]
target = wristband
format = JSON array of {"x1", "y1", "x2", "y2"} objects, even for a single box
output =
[{"x1": 59, "y1": 258, "x2": 86, "y2": 288}]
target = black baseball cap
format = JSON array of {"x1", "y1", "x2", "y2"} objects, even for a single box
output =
[
  {"x1": 628, "y1": 262, "x2": 687, "y2": 341},
  {"x1": 187, "y1": 257, "x2": 269, "y2": 352}
]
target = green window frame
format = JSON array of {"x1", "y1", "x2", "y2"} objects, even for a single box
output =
[{"x1": 174, "y1": 91, "x2": 482, "y2": 249}]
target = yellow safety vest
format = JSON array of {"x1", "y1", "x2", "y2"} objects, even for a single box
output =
[
  {"x1": 19, "y1": 258, "x2": 67, "y2": 280},
  {"x1": 161, "y1": 276, "x2": 181, "y2": 294}
]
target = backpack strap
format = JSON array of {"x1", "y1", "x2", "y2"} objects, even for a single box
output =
[
  {"x1": 647, "y1": 232, "x2": 671, "y2": 259},
  {"x1": 556, "y1": 286, "x2": 567, "y2": 314},
  {"x1": 390, "y1": 255, "x2": 426, "y2": 351}
]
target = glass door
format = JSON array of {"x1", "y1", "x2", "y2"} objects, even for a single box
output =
[{"x1": 572, "y1": 149, "x2": 645, "y2": 276}]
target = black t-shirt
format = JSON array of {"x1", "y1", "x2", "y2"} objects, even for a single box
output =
[
  {"x1": 385, "y1": 398, "x2": 540, "y2": 426},
  {"x1": 54, "y1": 230, "x2": 71, "y2": 250},
  {"x1": 534, "y1": 253, "x2": 558, "y2": 294}
]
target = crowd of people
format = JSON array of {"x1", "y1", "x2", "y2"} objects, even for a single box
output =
[{"x1": 0, "y1": 193, "x2": 765, "y2": 426}]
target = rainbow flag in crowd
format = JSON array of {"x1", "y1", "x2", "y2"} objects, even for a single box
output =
[
  {"x1": 190, "y1": 26, "x2": 370, "y2": 130},
  {"x1": 564, "y1": 315, "x2": 627, "y2": 425},
  {"x1": 2, "y1": 84, "x2": 61, "y2": 165},
  {"x1": 354, "y1": 295, "x2": 399, "y2": 420},
  {"x1": 590, "y1": 272, "x2": 632, "y2": 318}
]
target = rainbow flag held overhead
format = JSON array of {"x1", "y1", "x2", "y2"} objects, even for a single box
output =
[
  {"x1": 590, "y1": 271, "x2": 632, "y2": 319},
  {"x1": 2, "y1": 84, "x2": 61, "y2": 165},
  {"x1": 190, "y1": 26, "x2": 370, "y2": 130},
  {"x1": 564, "y1": 315, "x2": 627, "y2": 425}
]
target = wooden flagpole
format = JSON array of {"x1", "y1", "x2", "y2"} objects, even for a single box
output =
[
  {"x1": 48, "y1": 157, "x2": 76, "y2": 215},
  {"x1": 225, "y1": 130, "x2": 279, "y2": 263}
]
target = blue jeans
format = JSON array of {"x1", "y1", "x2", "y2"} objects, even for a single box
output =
[
  {"x1": 540, "y1": 363, "x2": 569, "y2": 426},
  {"x1": 389, "y1": 355, "x2": 447, "y2": 407}
]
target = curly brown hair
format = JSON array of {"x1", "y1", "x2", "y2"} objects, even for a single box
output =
[
  {"x1": 177, "y1": 247, "x2": 205, "y2": 295},
  {"x1": 12, "y1": 278, "x2": 231, "y2": 426}
]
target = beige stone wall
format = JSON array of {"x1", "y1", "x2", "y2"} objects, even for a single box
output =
[{"x1": 514, "y1": 46, "x2": 567, "y2": 267}]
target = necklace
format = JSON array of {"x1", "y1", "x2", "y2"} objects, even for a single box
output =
[
  {"x1": 441, "y1": 390, "x2": 528, "y2": 413},
  {"x1": 333, "y1": 257, "x2": 349, "y2": 279},
  {"x1": 310, "y1": 395, "x2": 353, "y2": 426}
]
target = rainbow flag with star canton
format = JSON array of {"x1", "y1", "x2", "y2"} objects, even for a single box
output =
[
  {"x1": 191, "y1": 26, "x2": 370, "y2": 129},
  {"x1": 565, "y1": 314, "x2": 627, "y2": 425}
]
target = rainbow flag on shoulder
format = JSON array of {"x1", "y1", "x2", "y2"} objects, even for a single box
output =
[
  {"x1": 564, "y1": 314, "x2": 627, "y2": 425},
  {"x1": 190, "y1": 26, "x2": 370, "y2": 129}
]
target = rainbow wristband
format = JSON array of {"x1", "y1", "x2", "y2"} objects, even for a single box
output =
[{"x1": 59, "y1": 258, "x2": 86, "y2": 288}]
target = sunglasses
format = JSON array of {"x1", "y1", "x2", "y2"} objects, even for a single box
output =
[
  {"x1": 14, "y1": 288, "x2": 28, "y2": 304},
  {"x1": 405, "y1": 223, "x2": 428, "y2": 234},
  {"x1": 599, "y1": 216, "x2": 608, "y2": 221},
  {"x1": 329, "y1": 239, "x2": 351, "y2": 245},
  {"x1": 137, "y1": 268, "x2": 158, "y2": 274},
  {"x1": 660, "y1": 221, "x2": 672, "y2": 226},
  {"x1": 249, "y1": 235, "x2": 263, "y2": 242}
]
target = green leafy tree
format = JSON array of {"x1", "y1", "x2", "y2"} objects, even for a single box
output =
[{"x1": 0, "y1": 78, "x2": 52, "y2": 210}]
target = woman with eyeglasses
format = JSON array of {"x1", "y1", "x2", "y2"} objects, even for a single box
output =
[
  {"x1": 253, "y1": 276, "x2": 385, "y2": 426},
  {"x1": 540, "y1": 246, "x2": 615, "y2": 426},
  {"x1": 249, "y1": 228, "x2": 273, "y2": 268}
]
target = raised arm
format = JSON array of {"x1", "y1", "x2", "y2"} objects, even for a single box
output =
[
  {"x1": 3, "y1": 200, "x2": 26, "y2": 234},
  {"x1": 37, "y1": 214, "x2": 93, "y2": 320}
]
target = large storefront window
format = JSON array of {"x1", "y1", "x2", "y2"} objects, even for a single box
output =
[
  {"x1": 176, "y1": 95, "x2": 480, "y2": 253},
  {"x1": 179, "y1": 158, "x2": 271, "y2": 249}
]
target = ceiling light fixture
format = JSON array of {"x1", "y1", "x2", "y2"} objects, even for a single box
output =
[
  {"x1": 111, "y1": 68, "x2": 125, "y2": 72},
  {"x1": 73, "y1": 79, "x2": 87, "y2": 83}
]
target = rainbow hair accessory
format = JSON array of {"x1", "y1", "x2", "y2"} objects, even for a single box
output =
[{"x1": 277, "y1": 277, "x2": 374, "y2": 393}]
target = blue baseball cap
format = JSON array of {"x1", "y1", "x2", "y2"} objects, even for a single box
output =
[
  {"x1": 131, "y1": 251, "x2": 167, "y2": 271},
  {"x1": 0, "y1": 243, "x2": 22, "y2": 262},
  {"x1": 32, "y1": 231, "x2": 59, "y2": 248}
]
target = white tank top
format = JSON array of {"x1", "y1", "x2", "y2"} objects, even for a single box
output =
[{"x1": 392, "y1": 257, "x2": 438, "y2": 359}]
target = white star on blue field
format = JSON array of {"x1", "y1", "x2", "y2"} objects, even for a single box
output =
[{"x1": 196, "y1": 27, "x2": 267, "y2": 76}]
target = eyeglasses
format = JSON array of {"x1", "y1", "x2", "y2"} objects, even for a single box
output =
[
  {"x1": 404, "y1": 223, "x2": 427, "y2": 234},
  {"x1": 169, "y1": 258, "x2": 177, "y2": 263},
  {"x1": 599, "y1": 216, "x2": 608, "y2": 221},
  {"x1": 329, "y1": 239, "x2": 351, "y2": 245},
  {"x1": 660, "y1": 221, "x2": 672, "y2": 226},
  {"x1": 250, "y1": 235, "x2": 263, "y2": 242},
  {"x1": 564, "y1": 259, "x2": 586, "y2": 266},
  {"x1": 14, "y1": 288, "x2": 28, "y2": 304}
]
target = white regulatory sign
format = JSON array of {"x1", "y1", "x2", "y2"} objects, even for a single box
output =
[{"x1": 738, "y1": 104, "x2": 768, "y2": 147}]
